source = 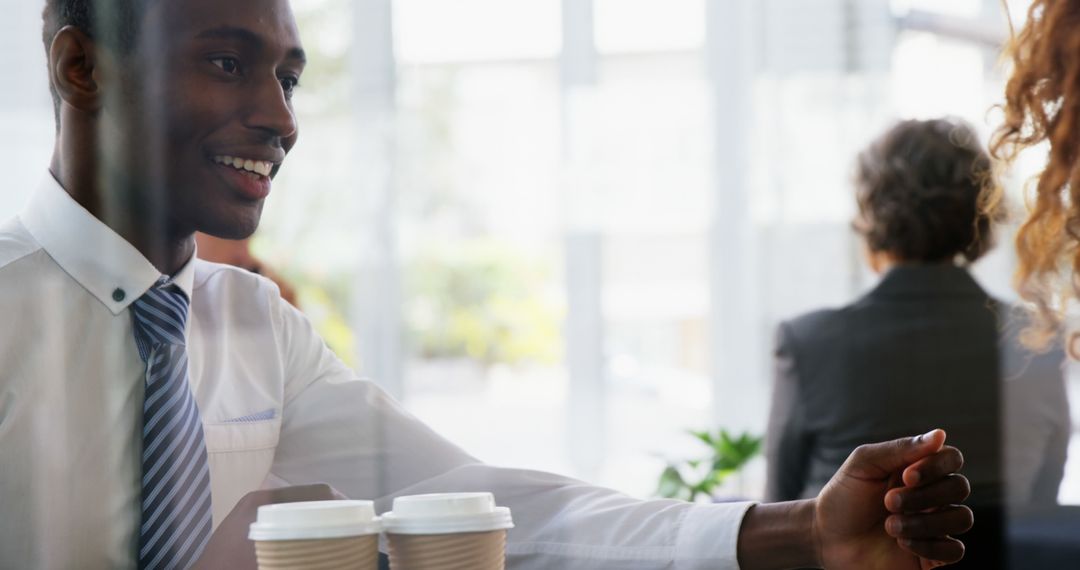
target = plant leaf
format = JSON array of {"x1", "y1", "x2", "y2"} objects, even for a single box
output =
[
  {"x1": 690, "y1": 429, "x2": 714, "y2": 446},
  {"x1": 657, "y1": 465, "x2": 687, "y2": 499},
  {"x1": 660, "y1": 428, "x2": 764, "y2": 502}
]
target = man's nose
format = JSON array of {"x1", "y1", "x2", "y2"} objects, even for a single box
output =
[{"x1": 244, "y1": 76, "x2": 297, "y2": 140}]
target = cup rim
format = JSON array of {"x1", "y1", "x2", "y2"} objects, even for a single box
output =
[
  {"x1": 249, "y1": 522, "x2": 383, "y2": 541},
  {"x1": 381, "y1": 506, "x2": 514, "y2": 535},
  {"x1": 248, "y1": 500, "x2": 382, "y2": 541}
]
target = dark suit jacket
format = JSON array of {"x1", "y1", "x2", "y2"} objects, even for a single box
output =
[{"x1": 765, "y1": 264, "x2": 1069, "y2": 506}]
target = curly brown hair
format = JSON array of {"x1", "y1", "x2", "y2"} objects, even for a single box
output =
[
  {"x1": 992, "y1": 0, "x2": 1080, "y2": 352},
  {"x1": 855, "y1": 118, "x2": 1002, "y2": 265}
]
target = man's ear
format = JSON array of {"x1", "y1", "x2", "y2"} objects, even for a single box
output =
[{"x1": 49, "y1": 25, "x2": 103, "y2": 113}]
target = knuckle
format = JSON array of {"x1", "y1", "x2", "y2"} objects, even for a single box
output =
[
  {"x1": 902, "y1": 515, "x2": 923, "y2": 535},
  {"x1": 851, "y1": 443, "x2": 873, "y2": 461},
  {"x1": 894, "y1": 488, "x2": 923, "y2": 510}
]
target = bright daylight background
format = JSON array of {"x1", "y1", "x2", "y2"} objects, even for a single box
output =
[{"x1": 2, "y1": 0, "x2": 1077, "y2": 503}]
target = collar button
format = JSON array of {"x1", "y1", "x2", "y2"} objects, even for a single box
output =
[{"x1": 112, "y1": 288, "x2": 126, "y2": 303}]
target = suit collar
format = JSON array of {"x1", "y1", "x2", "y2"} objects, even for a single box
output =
[{"x1": 865, "y1": 263, "x2": 987, "y2": 301}]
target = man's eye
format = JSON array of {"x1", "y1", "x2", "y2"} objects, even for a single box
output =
[
  {"x1": 280, "y1": 77, "x2": 300, "y2": 96},
  {"x1": 210, "y1": 57, "x2": 241, "y2": 75}
]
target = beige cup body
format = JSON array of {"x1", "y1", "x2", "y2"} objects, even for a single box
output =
[
  {"x1": 387, "y1": 529, "x2": 506, "y2": 570},
  {"x1": 255, "y1": 534, "x2": 379, "y2": 570}
]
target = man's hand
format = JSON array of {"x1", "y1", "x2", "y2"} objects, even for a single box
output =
[
  {"x1": 191, "y1": 484, "x2": 348, "y2": 570},
  {"x1": 815, "y1": 429, "x2": 973, "y2": 569}
]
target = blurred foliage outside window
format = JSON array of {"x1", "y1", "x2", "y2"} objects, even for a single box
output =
[
  {"x1": 405, "y1": 240, "x2": 562, "y2": 367},
  {"x1": 296, "y1": 278, "x2": 360, "y2": 368}
]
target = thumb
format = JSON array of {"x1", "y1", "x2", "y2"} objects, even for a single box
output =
[{"x1": 843, "y1": 429, "x2": 946, "y2": 480}]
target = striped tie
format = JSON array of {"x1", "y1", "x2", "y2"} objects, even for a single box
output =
[{"x1": 132, "y1": 279, "x2": 213, "y2": 570}]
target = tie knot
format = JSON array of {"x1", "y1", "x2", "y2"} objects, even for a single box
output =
[{"x1": 131, "y1": 280, "x2": 190, "y2": 362}]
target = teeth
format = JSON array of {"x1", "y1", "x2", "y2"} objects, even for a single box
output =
[{"x1": 213, "y1": 155, "x2": 274, "y2": 177}]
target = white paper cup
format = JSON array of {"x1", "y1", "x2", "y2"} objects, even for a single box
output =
[
  {"x1": 249, "y1": 500, "x2": 381, "y2": 570},
  {"x1": 382, "y1": 493, "x2": 513, "y2": 570}
]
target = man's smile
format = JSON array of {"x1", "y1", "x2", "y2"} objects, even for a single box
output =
[
  {"x1": 208, "y1": 153, "x2": 281, "y2": 201},
  {"x1": 212, "y1": 154, "x2": 275, "y2": 176}
]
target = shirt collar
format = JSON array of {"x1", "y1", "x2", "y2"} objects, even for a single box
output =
[{"x1": 19, "y1": 173, "x2": 196, "y2": 315}]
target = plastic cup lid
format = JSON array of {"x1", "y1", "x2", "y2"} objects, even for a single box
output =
[
  {"x1": 381, "y1": 493, "x2": 514, "y2": 535},
  {"x1": 248, "y1": 500, "x2": 381, "y2": 541}
]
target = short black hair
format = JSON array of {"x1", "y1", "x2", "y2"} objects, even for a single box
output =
[
  {"x1": 42, "y1": 0, "x2": 147, "y2": 122},
  {"x1": 854, "y1": 118, "x2": 1002, "y2": 264}
]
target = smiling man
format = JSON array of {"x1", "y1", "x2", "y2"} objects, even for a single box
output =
[{"x1": 0, "y1": 0, "x2": 973, "y2": 569}]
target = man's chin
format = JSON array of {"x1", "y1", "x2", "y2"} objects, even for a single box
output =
[
  {"x1": 208, "y1": 226, "x2": 259, "y2": 241},
  {"x1": 200, "y1": 212, "x2": 263, "y2": 241}
]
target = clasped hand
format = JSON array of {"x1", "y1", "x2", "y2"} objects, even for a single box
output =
[{"x1": 815, "y1": 429, "x2": 973, "y2": 569}]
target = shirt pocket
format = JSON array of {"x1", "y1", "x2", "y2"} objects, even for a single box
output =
[
  {"x1": 203, "y1": 417, "x2": 281, "y2": 454},
  {"x1": 202, "y1": 418, "x2": 282, "y2": 526}
]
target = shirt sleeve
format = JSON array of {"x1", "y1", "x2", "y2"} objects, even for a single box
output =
[{"x1": 266, "y1": 297, "x2": 755, "y2": 569}]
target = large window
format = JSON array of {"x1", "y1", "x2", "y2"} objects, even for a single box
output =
[{"x1": 3, "y1": 0, "x2": 1075, "y2": 505}]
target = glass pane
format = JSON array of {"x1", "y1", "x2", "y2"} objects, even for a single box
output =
[
  {"x1": 568, "y1": 53, "x2": 713, "y2": 495},
  {"x1": 6, "y1": 0, "x2": 1079, "y2": 567},
  {"x1": 396, "y1": 60, "x2": 569, "y2": 473},
  {"x1": 595, "y1": 0, "x2": 705, "y2": 54},
  {"x1": 394, "y1": 0, "x2": 561, "y2": 63},
  {"x1": 892, "y1": 0, "x2": 983, "y2": 16}
]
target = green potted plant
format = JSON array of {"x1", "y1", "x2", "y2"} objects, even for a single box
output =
[{"x1": 656, "y1": 429, "x2": 763, "y2": 503}]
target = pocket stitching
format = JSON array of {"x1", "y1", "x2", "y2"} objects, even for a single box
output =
[{"x1": 203, "y1": 418, "x2": 281, "y2": 454}]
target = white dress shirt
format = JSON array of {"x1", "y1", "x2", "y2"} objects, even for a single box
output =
[{"x1": 0, "y1": 175, "x2": 754, "y2": 569}]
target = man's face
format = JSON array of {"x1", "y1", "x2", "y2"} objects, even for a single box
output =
[{"x1": 113, "y1": 0, "x2": 305, "y2": 239}]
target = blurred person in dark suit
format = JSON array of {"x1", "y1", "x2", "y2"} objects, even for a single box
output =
[{"x1": 765, "y1": 118, "x2": 1070, "y2": 568}]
